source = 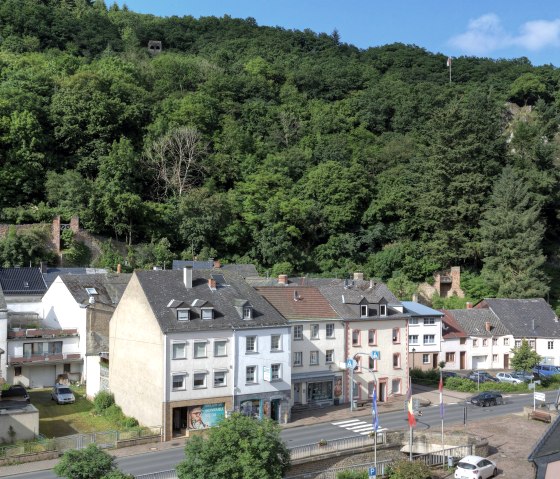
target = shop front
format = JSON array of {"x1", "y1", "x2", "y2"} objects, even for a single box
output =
[
  {"x1": 235, "y1": 391, "x2": 290, "y2": 424},
  {"x1": 292, "y1": 372, "x2": 343, "y2": 407},
  {"x1": 170, "y1": 402, "x2": 226, "y2": 438}
]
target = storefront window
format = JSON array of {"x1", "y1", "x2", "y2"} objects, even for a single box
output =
[{"x1": 307, "y1": 381, "x2": 333, "y2": 401}]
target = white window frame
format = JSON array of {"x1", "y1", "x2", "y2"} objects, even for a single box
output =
[
  {"x1": 193, "y1": 341, "x2": 207, "y2": 359},
  {"x1": 422, "y1": 354, "x2": 430, "y2": 364},
  {"x1": 271, "y1": 363, "x2": 281, "y2": 380},
  {"x1": 326, "y1": 323, "x2": 335, "y2": 338},
  {"x1": 246, "y1": 365, "x2": 257, "y2": 384},
  {"x1": 360, "y1": 304, "x2": 368, "y2": 318},
  {"x1": 548, "y1": 340, "x2": 554, "y2": 350},
  {"x1": 409, "y1": 318, "x2": 419, "y2": 325},
  {"x1": 311, "y1": 324, "x2": 319, "y2": 339},
  {"x1": 293, "y1": 351, "x2": 302, "y2": 366},
  {"x1": 246, "y1": 336, "x2": 257, "y2": 353},
  {"x1": 293, "y1": 325, "x2": 303, "y2": 340},
  {"x1": 409, "y1": 335, "x2": 419, "y2": 345},
  {"x1": 310, "y1": 350, "x2": 319, "y2": 365},
  {"x1": 243, "y1": 306, "x2": 252, "y2": 319},
  {"x1": 326, "y1": 349, "x2": 334, "y2": 363},
  {"x1": 380, "y1": 304, "x2": 387, "y2": 316},
  {"x1": 177, "y1": 309, "x2": 190, "y2": 321},
  {"x1": 193, "y1": 372, "x2": 207, "y2": 389},
  {"x1": 214, "y1": 340, "x2": 227, "y2": 357},
  {"x1": 201, "y1": 308, "x2": 214, "y2": 320},
  {"x1": 172, "y1": 373, "x2": 186, "y2": 391},
  {"x1": 423, "y1": 334, "x2": 435, "y2": 345},
  {"x1": 172, "y1": 342, "x2": 186, "y2": 360},
  {"x1": 271, "y1": 335, "x2": 281, "y2": 351},
  {"x1": 213, "y1": 370, "x2": 227, "y2": 387},
  {"x1": 423, "y1": 317, "x2": 435, "y2": 325}
]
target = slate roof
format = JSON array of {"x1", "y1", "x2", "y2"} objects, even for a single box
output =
[
  {"x1": 0, "y1": 268, "x2": 47, "y2": 295},
  {"x1": 60, "y1": 273, "x2": 132, "y2": 307},
  {"x1": 221, "y1": 264, "x2": 259, "y2": 278},
  {"x1": 135, "y1": 269, "x2": 289, "y2": 333},
  {"x1": 43, "y1": 267, "x2": 107, "y2": 288},
  {"x1": 445, "y1": 309, "x2": 509, "y2": 337},
  {"x1": 257, "y1": 286, "x2": 340, "y2": 321},
  {"x1": 479, "y1": 298, "x2": 560, "y2": 338},
  {"x1": 172, "y1": 260, "x2": 214, "y2": 270},
  {"x1": 441, "y1": 310, "x2": 467, "y2": 339},
  {"x1": 528, "y1": 413, "x2": 560, "y2": 466},
  {"x1": 402, "y1": 301, "x2": 444, "y2": 317}
]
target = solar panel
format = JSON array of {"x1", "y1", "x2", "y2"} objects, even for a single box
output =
[{"x1": 210, "y1": 274, "x2": 227, "y2": 285}]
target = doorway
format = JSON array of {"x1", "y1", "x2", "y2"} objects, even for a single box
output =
[
  {"x1": 293, "y1": 383, "x2": 300, "y2": 404},
  {"x1": 271, "y1": 399, "x2": 280, "y2": 421},
  {"x1": 460, "y1": 351, "x2": 466, "y2": 370},
  {"x1": 378, "y1": 380, "x2": 387, "y2": 402},
  {"x1": 504, "y1": 354, "x2": 509, "y2": 369}
]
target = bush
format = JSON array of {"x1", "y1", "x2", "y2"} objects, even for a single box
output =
[
  {"x1": 120, "y1": 416, "x2": 139, "y2": 428},
  {"x1": 385, "y1": 459, "x2": 432, "y2": 479},
  {"x1": 336, "y1": 471, "x2": 368, "y2": 479},
  {"x1": 93, "y1": 391, "x2": 115, "y2": 414}
]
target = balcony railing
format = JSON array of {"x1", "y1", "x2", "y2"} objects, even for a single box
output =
[
  {"x1": 8, "y1": 329, "x2": 79, "y2": 340},
  {"x1": 8, "y1": 352, "x2": 82, "y2": 366}
]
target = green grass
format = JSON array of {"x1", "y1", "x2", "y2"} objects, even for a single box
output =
[{"x1": 30, "y1": 387, "x2": 129, "y2": 438}]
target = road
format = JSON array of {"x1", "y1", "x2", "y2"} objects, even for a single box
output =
[{"x1": 3, "y1": 391, "x2": 556, "y2": 479}]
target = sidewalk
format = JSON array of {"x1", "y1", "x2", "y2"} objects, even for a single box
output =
[{"x1": 0, "y1": 385, "x2": 470, "y2": 476}]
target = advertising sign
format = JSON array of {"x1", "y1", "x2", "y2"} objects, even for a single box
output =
[{"x1": 187, "y1": 403, "x2": 225, "y2": 429}]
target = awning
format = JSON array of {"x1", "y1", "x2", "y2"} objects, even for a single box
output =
[{"x1": 291, "y1": 372, "x2": 339, "y2": 383}]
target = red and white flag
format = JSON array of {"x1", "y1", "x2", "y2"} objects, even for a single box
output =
[
  {"x1": 439, "y1": 372, "x2": 444, "y2": 419},
  {"x1": 407, "y1": 381, "x2": 416, "y2": 427},
  {"x1": 446, "y1": 57, "x2": 452, "y2": 67}
]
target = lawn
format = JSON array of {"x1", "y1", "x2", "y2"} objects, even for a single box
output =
[{"x1": 30, "y1": 387, "x2": 125, "y2": 438}]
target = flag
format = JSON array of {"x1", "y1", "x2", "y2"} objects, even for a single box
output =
[
  {"x1": 439, "y1": 372, "x2": 444, "y2": 419},
  {"x1": 446, "y1": 57, "x2": 452, "y2": 67},
  {"x1": 372, "y1": 385, "x2": 379, "y2": 432},
  {"x1": 407, "y1": 382, "x2": 416, "y2": 427}
]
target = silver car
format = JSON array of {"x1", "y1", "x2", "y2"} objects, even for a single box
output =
[
  {"x1": 51, "y1": 385, "x2": 75, "y2": 404},
  {"x1": 496, "y1": 372, "x2": 523, "y2": 384}
]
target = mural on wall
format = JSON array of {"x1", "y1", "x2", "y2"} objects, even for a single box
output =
[{"x1": 187, "y1": 403, "x2": 225, "y2": 429}]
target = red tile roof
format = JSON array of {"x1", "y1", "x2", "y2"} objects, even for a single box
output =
[
  {"x1": 257, "y1": 286, "x2": 339, "y2": 320},
  {"x1": 441, "y1": 310, "x2": 467, "y2": 339}
]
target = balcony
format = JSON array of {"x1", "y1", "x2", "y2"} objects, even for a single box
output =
[
  {"x1": 8, "y1": 352, "x2": 82, "y2": 366},
  {"x1": 8, "y1": 329, "x2": 79, "y2": 340}
]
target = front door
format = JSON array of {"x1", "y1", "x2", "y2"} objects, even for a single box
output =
[
  {"x1": 504, "y1": 354, "x2": 509, "y2": 369},
  {"x1": 379, "y1": 381, "x2": 387, "y2": 402},
  {"x1": 432, "y1": 354, "x2": 438, "y2": 369},
  {"x1": 293, "y1": 383, "x2": 300, "y2": 403},
  {"x1": 460, "y1": 351, "x2": 466, "y2": 370},
  {"x1": 271, "y1": 399, "x2": 280, "y2": 421}
]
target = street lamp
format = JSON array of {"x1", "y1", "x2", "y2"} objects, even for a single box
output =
[{"x1": 412, "y1": 348, "x2": 416, "y2": 370}]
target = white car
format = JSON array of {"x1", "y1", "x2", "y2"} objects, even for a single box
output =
[
  {"x1": 454, "y1": 455, "x2": 497, "y2": 479},
  {"x1": 496, "y1": 372, "x2": 523, "y2": 384}
]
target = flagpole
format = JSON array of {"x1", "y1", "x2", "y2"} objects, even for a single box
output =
[
  {"x1": 440, "y1": 370, "x2": 445, "y2": 467},
  {"x1": 408, "y1": 377, "x2": 413, "y2": 461}
]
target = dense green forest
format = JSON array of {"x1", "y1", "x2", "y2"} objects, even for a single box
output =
[{"x1": 1, "y1": 0, "x2": 559, "y2": 307}]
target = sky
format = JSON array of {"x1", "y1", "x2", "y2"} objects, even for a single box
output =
[{"x1": 115, "y1": 0, "x2": 560, "y2": 67}]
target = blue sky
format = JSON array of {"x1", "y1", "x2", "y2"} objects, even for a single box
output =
[{"x1": 117, "y1": 1, "x2": 560, "y2": 67}]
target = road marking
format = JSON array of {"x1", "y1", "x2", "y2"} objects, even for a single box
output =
[
  {"x1": 331, "y1": 419, "x2": 388, "y2": 435},
  {"x1": 332, "y1": 419, "x2": 362, "y2": 425}
]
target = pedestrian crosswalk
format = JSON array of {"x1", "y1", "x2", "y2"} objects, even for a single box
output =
[{"x1": 331, "y1": 419, "x2": 388, "y2": 435}]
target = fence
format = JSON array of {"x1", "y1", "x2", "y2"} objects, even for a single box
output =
[
  {"x1": 290, "y1": 432, "x2": 387, "y2": 461},
  {"x1": 136, "y1": 471, "x2": 178, "y2": 479}
]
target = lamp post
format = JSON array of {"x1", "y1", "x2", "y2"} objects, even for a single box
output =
[{"x1": 412, "y1": 348, "x2": 416, "y2": 370}]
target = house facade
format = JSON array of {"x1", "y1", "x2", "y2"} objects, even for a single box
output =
[
  {"x1": 440, "y1": 310, "x2": 469, "y2": 370},
  {"x1": 109, "y1": 268, "x2": 291, "y2": 441}
]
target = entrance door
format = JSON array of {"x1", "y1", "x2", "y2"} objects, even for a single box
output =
[
  {"x1": 460, "y1": 351, "x2": 466, "y2": 370},
  {"x1": 293, "y1": 384, "x2": 300, "y2": 404},
  {"x1": 504, "y1": 354, "x2": 509, "y2": 369},
  {"x1": 432, "y1": 354, "x2": 438, "y2": 369},
  {"x1": 378, "y1": 381, "x2": 387, "y2": 402},
  {"x1": 271, "y1": 399, "x2": 280, "y2": 421}
]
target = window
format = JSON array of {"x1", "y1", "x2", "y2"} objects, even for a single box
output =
[
  {"x1": 380, "y1": 304, "x2": 387, "y2": 316},
  {"x1": 529, "y1": 340, "x2": 536, "y2": 349},
  {"x1": 482, "y1": 339, "x2": 488, "y2": 346},
  {"x1": 423, "y1": 317, "x2": 435, "y2": 325},
  {"x1": 246, "y1": 366, "x2": 256, "y2": 383},
  {"x1": 393, "y1": 353, "x2": 401, "y2": 368},
  {"x1": 368, "y1": 381, "x2": 375, "y2": 398},
  {"x1": 201, "y1": 308, "x2": 214, "y2": 320},
  {"x1": 177, "y1": 309, "x2": 190, "y2": 321},
  {"x1": 446, "y1": 352, "x2": 455, "y2": 362},
  {"x1": 409, "y1": 318, "x2": 419, "y2": 325},
  {"x1": 326, "y1": 323, "x2": 335, "y2": 338},
  {"x1": 360, "y1": 304, "x2": 368, "y2": 318},
  {"x1": 515, "y1": 340, "x2": 521, "y2": 348},
  {"x1": 243, "y1": 306, "x2": 252, "y2": 319},
  {"x1": 504, "y1": 338, "x2": 510, "y2": 346},
  {"x1": 369, "y1": 357, "x2": 377, "y2": 370},
  {"x1": 214, "y1": 371, "x2": 227, "y2": 387},
  {"x1": 368, "y1": 329, "x2": 377, "y2": 345},
  {"x1": 355, "y1": 356, "x2": 362, "y2": 373},
  {"x1": 311, "y1": 324, "x2": 319, "y2": 339},
  {"x1": 392, "y1": 378, "x2": 401, "y2": 395},
  {"x1": 423, "y1": 334, "x2": 435, "y2": 345},
  {"x1": 172, "y1": 342, "x2": 186, "y2": 359},
  {"x1": 492, "y1": 354, "x2": 498, "y2": 363},
  {"x1": 85, "y1": 287, "x2": 98, "y2": 295},
  {"x1": 409, "y1": 334, "x2": 419, "y2": 345},
  {"x1": 473, "y1": 339, "x2": 478, "y2": 347},
  {"x1": 246, "y1": 336, "x2": 257, "y2": 353},
  {"x1": 310, "y1": 351, "x2": 319, "y2": 365},
  {"x1": 326, "y1": 349, "x2": 334, "y2": 363},
  {"x1": 492, "y1": 338, "x2": 498, "y2": 346},
  {"x1": 193, "y1": 342, "x2": 206, "y2": 358},
  {"x1": 293, "y1": 325, "x2": 303, "y2": 340},
  {"x1": 271, "y1": 364, "x2": 281, "y2": 380},
  {"x1": 293, "y1": 351, "x2": 302, "y2": 366},
  {"x1": 14, "y1": 366, "x2": 22, "y2": 376},
  {"x1": 548, "y1": 341, "x2": 554, "y2": 350},
  {"x1": 172, "y1": 374, "x2": 186, "y2": 390},
  {"x1": 352, "y1": 330, "x2": 360, "y2": 346},
  {"x1": 392, "y1": 328, "x2": 400, "y2": 343},
  {"x1": 271, "y1": 335, "x2": 281, "y2": 351},
  {"x1": 63, "y1": 363, "x2": 71, "y2": 373},
  {"x1": 460, "y1": 338, "x2": 466, "y2": 345},
  {"x1": 193, "y1": 373, "x2": 206, "y2": 388},
  {"x1": 422, "y1": 354, "x2": 430, "y2": 364},
  {"x1": 214, "y1": 340, "x2": 227, "y2": 357}
]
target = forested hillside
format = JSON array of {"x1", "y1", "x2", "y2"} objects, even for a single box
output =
[{"x1": 1, "y1": 1, "x2": 559, "y2": 307}]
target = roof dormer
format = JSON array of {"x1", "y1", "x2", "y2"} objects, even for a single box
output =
[{"x1": 233, "y1": 299, "x2": 253, "y2": 320}]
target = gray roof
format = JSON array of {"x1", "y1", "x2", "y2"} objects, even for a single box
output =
[
  {"x1": 402, "y1": 301, "x2": 444, "y2": 317},
  {"x1": 60, "y1": 273, "x2": 132, "y2": 307},
  {"x1": 43, "y1": 267, "x2": 108, "y2": 288},
  {"x1": 480, "y1": 298, "x2": 560, "y2": 338},
  {"x1": 528, "y1": 414, "x2": 560, "y2": 472},
  {"x1": 135, "y1": 269, "x2": 289, "y2": 333},
  {"x1": 172, "y1": 260, "x2": 214, "y2": 270},
  {"x1": 446, "y1": 309, "x2": 510, "y2": 337},
  {"x1": 0, "y1": 285, "x2": 6, "y2": 312},
  {"x1": 0, "y1": 267, "x2": 47, "y2": 295},
  {"x1": 221, "y1": 264, "x2": 259, "y2": 278}
]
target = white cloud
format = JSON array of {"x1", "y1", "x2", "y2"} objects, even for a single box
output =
[{"x1": 449, "y1": 14, "x2": 560, "y2": 55}]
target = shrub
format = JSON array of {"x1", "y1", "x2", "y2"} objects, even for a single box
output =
[
  {"x1": 444, "y1": 377, "x2": 476, "y2": 392},
  {"x1": 336, "y1": 471, "x2": 368, "y2": 479},
  {"x1": 120, "y1": 417, "x2": 139, "y2": 428},
  {"x1": 385, "y1": 459, "x2": 431, "y2": 479},
  {"x1": 93, "y1": 391, "x2": 115, "y2": 414}
]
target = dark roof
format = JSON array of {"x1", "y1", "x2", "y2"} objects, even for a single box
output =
[
  {"x1": 0, "y1": 268, "x2": 47, "y2": 295},
  {"x1": 478, "y1": 298, "x2": 560, "y2": 338},
  {"x1": 257, "y1": 286, "x2": 339, "y2": 320},
  {"x1": 60, "y1": 273, "x2": 132, "y2": 307},
  {"x1": 445, "y1": 309, "x2": 509, "y2": 337},
  {"x1": 43, "y1": 267, "x2": 107, "y2": 288},
  {"x1": 528, "y1": 413, "x2": 560, "y2": 466},
  {"x1": 221, "y1": 264, "x2": 259, "y2": 278},
  {"x1": 135, "y1": 269, "x2": 289, "y2": 333},
  {"x1": 0, "y1": 285, "x2": 7, "y2": 312},
  {"x1": 441, "y1": 310, "x2": 467, "y2": 339},
  {"x1": 172, "y1": 260, "x2": 214, "y2": 270}
]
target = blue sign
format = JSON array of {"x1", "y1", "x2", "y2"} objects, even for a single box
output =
[
  {"x1": 346, "y1": 358, "x2": 357, "y2": 369},
  {"x1": 370, "y1": 350, "x2": 381, "y2": 360},
  {"x1": 369, "y1": 466, "x2": 376, "y2": 478}
]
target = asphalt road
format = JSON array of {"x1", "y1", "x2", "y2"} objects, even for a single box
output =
[{"x1": 3, "y1": 390, "x2": 557, "y2": 479}]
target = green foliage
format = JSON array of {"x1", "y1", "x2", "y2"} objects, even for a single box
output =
[
  {"x1": 0, "y1": 225, "x2": 56, "y2": 267},
  {"x1": 510, "y1": 339, "x2": 542, "y2": 372},
  {"x1": 93, "y1": 390, "x2": 115, "y2": 414},
  {"x1": 93, "y1": 391, "x2": 138, "y2": 428},
  {"x1": 385, "y1": 459, "x2": 431, "y2": 479},
  {"x1": 336, "y1": 471, "x2": 368, "y2": 479},
  {"x1": 430, "y1": 294, "x2": 469, "y2": 310},
  {"x1": 176, "y1": 413, "x2": 290, "y2": 479},
  {"x1": 94, "y1": 240, "x2": 126, "y2": 271},
  {"x1": 386, "y1": 273, "x2": 417, "y2": 300},
  {"x1": 54, "y1": 443, "x2": 116, "y2": 479}
]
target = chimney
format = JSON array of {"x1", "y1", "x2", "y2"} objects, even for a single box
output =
[
  {"x1": 466, "y1": 302, "x2": 472, "y2": 309},
  {"x1": 213, "y1": 259, "x2": 221, "y2": 269},
  {"x1": 354, "y1": 272, "x2": 364, "y2": 281},
  {"x1": 184, "y1": 266, "x2": 193, "y2": 289},
  {"x1": 278, "y1": 274, "x2": 288, "y2": 285},
  {"x1": 485, "y1": 321, "x2": 491, "y2": 332},
  {"x1": 412, "y1": 293, "x2": 418, "y2": 303},
  {"x1": 40, "y1": 262, "x2": 48, "y2": 274},
  {"x1": 208, "y1": 278, "x2": 217, "y2": 289},
  {"x1": 369, "y1": 279, "x2": 374, "y2": 289},
  {"x1": 117, "y1": 263, "x2": 121, "y2": 274}
]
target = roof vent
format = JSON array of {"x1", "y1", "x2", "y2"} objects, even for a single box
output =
[
  {"x1": 353, "y1": 272, "x2": 364, "y2": 281},
  {"x1": 278, "y1": 274, "x2": 288, "y2": 285},
  {"x1": 293, "y1": 290, "x2": 302, "y2": 301}
]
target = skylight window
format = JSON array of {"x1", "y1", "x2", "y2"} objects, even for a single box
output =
[{"x1": 85, "y1": 288, "x2": 98, "y2": 295}]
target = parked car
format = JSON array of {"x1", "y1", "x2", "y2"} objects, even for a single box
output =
[
  {"x1": 454, "y1": 455, "x2": 497, "y2": 479},
  {"x1": 1, "y1": 385, "x2": 30, "y2": 402},
  {"x1": 467, "y1": 371, "x2": 499, "y2": 383},
  {"x1": 532, "y1": 364, "x2": 560, "y2": 378},
  {"x1": 511, "y1": 370, "x2": 535, "y2": 382},
  {"x1": 496, "y1": 372, "x2": 523, "y2": 384},
  {"x1": 467, "y1": 391, "x2": 503, "y2": 407},
  {"x1": 442, "y1": 371, "x2": 459, "y2": 379},
  {"x1": 51, "y1": 384, "x2": 75, "y2": 404}
]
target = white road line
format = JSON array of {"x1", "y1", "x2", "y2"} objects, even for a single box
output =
[{"x1": 332, "y1": 419, "x2": 362, "y2": 425}]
